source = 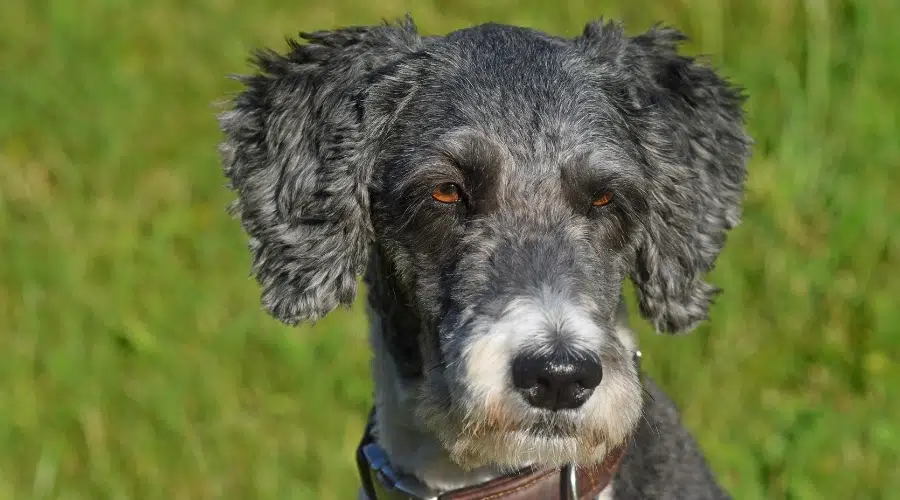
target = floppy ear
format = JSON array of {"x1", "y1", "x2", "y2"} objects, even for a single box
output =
[
  {"x1": 577, "y1": 21, "x2": 751, "y2": 333},
  {"x1": 218, "y1": 17, "x2": 422, "y2": 325}
]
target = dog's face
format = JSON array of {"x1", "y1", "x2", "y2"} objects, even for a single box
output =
[
  {"x1": 368, "y1": 37, "x2": 649, "y2": 467},
  {"x1": 220, "y1": 18, "x2": 749, "y2": 470}
]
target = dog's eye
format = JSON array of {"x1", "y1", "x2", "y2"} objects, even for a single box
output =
[
  {"x1": 432, "y1": 183, "x2": 462, "y2": 204},
  {"x1": 591, "y1": 192, "x2": 613, "y2": 207}
]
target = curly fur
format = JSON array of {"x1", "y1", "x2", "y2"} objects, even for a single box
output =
[
  {"x1": 219, "y1": 16, "x2": 750, "y2": 498},
  {"x1": 218, "y1": 17, "x2": 423, "y2": 324},
  {"x1": 574, "y1": 22, "x2": 749, "y2": 333}
]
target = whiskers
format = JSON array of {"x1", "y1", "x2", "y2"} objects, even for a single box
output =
[{"x1": 424, "y1": 360, "x2": 447, "y2": 375}]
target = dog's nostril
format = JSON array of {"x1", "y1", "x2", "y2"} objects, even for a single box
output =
[
  {"x1": 511, "y1": 352, "x2": 602, "y2": 411},
  {"x1": 576, "y1": 364, "x2": 603, "y2": 391}
]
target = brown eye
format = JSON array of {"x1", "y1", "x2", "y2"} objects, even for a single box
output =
[
  {"x1": 432, "y1": 183, "x2": 462, "y2": 204},
  {"x1": 591, "y1": 192, "x2": 613, "y2": 207}
]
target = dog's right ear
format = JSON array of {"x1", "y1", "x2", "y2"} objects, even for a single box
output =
[{"x1": 218, "y1": 17, "x2": 422, "y2": 325}]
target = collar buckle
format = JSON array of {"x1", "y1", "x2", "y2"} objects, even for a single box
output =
[{"x1": 562, "y1": 463, "x2": 578, "y2": 500}]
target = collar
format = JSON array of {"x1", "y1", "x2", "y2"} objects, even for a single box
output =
[{"x1": 356, "y1": 351, "x2": 641, "y2": 500}]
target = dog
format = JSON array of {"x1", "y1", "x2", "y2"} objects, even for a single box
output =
[{"x1": 218, "y1": 15, "x2": 750, "y2": 499}]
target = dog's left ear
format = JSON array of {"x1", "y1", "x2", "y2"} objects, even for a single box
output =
[{"x1": 576, "y1": 21, "x2": 752, "y2": 334}]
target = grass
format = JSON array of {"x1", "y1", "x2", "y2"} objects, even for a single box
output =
[{"x1": 1, "y1": 0, "x2": 898, "y2": 498}]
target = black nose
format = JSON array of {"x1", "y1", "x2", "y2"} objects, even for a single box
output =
[{"x1": 511, "y1": 352, "x2": 602, "y2": 410}]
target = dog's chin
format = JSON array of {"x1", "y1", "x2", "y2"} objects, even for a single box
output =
[
  {"x1": 442, "y1": 428, "x2": 618, "y2": 472},
  {"x1": 418, "y1": 406, "x2": 623, "y2": 472}
]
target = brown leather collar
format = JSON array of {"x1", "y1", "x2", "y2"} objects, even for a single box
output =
[
  {"x1": 357, "y1": 412, "x2": 626, "y2": 500},
  {"x1": 435, "y1": 446, "x2": 626, "y2": 500}
]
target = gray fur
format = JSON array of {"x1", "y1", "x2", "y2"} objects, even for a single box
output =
[
  {"x1": 613, "y1": 376, "x2": 730, "y2": 499},
  {"x1": 220, "y1": 16, "x2": 749, "y2": 498},
  {"x1": 218, "y1": 18, "x2": 424, "y2": 324}
]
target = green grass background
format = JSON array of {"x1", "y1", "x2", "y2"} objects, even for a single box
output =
[{"x1": 1, "y1": 0, "x2": 898, "y2": 498}]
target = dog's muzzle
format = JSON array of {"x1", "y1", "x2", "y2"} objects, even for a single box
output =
[{"x1": 356, "y1": 352, "x2": 643, "y2": 499}]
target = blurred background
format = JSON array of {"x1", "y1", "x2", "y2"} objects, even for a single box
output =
[{"x1": 1, "y1": 0, "x2": 898, "y2": 498}]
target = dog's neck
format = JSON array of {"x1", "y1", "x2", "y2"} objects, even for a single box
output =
[{"x1": 363, "y1": 252, "x2": 638, "y2": 493}]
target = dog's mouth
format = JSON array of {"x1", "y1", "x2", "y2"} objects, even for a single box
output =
[
  {"x1": 441, "y1": 402, "x2": 589, "y2": 442},
  {"x1": 455, "y1": 411, "x2": 586, "y2": 441},
  {"x1": 524, "y1": 414, "x2": 580, "y2": 437}
]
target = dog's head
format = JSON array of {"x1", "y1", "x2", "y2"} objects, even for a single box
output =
[{"x1": 220, "y1": 18, "x2": 749, "y2": 471}]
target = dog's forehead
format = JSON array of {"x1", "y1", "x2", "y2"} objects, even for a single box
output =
[
  {"x1": 420, "y1": 25, "x2": 587, "y2": 121},
  {"x1": 437, "y1": 24, "x2": 577, "y2": 85},
  {"x1": 383, "y1": 26, "x2": 635, "y2": 179}
]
